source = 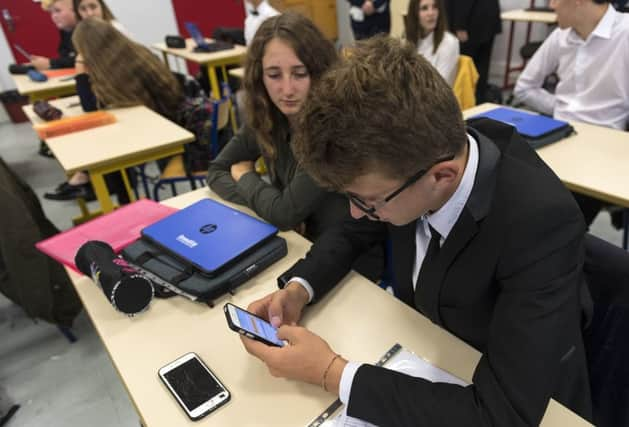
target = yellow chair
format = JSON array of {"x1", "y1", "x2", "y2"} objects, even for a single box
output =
[
  {"x1": 152, "y1": 90, "x2": 231, "y2": 201},
  {"x1": 453, "y1": 55, "x2": 479, "y2": 110}
]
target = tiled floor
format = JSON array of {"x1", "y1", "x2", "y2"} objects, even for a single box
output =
[{"x1": 0, "y1": 115, "x2": 625, "y2": 426}]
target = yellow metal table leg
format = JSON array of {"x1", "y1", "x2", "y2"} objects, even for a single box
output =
[
  {"x1": 208, "y1": 66, "x2": 221, "y2": 99},
  {"x1": 120, "y1": 168, "x2": 137, "y2": 202},
  {"x1": 90, "y1": 172, "x2": 116, "y2": 214}
]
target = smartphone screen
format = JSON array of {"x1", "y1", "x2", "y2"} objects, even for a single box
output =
[
  {"x1": 226, "y1": 303, "x2": 285, "y2": 347},
  {"x1": 162, "y1": 357, "x2": 226, "y2": 414}
]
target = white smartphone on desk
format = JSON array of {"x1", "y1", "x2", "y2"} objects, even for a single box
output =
[{"x1": 158, "y1": 352, "x2": 230, "y2": 420}]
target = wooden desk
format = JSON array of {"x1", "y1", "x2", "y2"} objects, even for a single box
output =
[
  {"x1": 500, "y1": 9, "x2": 557, "y2": 89},
  {"x1": 23, "y1": 96, "x2": 194, "y2": 223},
  {"x1": 12, "y1": 73, "x2": 76, "y2": 102},
  {"x1": 66, "y1": 187, "x2": 591, "y2": 426},
  {"x1": 152, "y1": 39, "x2": 246, "y2": 100},
  {"x1": 152, "y1": 38, "x2": 245, "y2": 133},
  {"x1": 464, "y1": 104, "x2": 629, "y2": 208},
  {"x1": 465, "y1": 103, "x2": 629, "y2": 247}
]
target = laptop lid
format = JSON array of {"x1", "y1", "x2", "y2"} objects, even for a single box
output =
[
  {"x1": 184, "y1": 22, "x2": 210, "y2": 50},
  {"x1": 471, "y1": 107, "x2": 570, "y2": 139},
  {"x1": 141, "y1": 199, "x2": 278, "y2": 276}
]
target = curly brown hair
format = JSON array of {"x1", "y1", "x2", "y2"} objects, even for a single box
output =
[
  {"x1": 293, "y1": 35, "x2": 466, "y2": 191},
  {"x1": 405, "y1": 0, "x2": 449, "y2": 54},
  {"x1": 243, "y1": 12, "x2": 337, "y2": 169},
  {"x1": 72, "y1": 18, "x2": 183, "y2": 120}
]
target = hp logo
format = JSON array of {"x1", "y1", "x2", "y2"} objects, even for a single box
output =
[{"x1": 199, "y1": 224, "x2": 217, "y2": 234}]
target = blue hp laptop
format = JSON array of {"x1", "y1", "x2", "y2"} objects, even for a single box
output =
[
  {"x1": 470, "y1": 107, "x2": 574, "y2": 148},
  {"x1": 184, "y1": 22, "x2": 233, "y2": 53},
  {"x1": 141, "y1": 199, "x2": 278, "y2": 276}
]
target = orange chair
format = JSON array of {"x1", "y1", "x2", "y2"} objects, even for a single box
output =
[{"x1": 453, "y1": 55, "x2": 479, "y2": 110}]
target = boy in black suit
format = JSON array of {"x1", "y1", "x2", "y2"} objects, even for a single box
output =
[
  {"x1": 444, "y1": 0, "x2": 501, "y2": 103},
  {"x1": 241, "y1": 36, "x2": 592, "y2": 426}
]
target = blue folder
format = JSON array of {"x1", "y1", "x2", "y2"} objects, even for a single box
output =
[{"x1": 470, "y1": 107, "x2": 574, "y2": 148}]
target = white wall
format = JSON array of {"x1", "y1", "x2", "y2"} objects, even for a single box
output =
[
  {"x1": 106, "y1": 0, "x2": 179, "y2": 47},
  {"x1": 0, "y1": 21, "x2": 17, "y2": 92}
]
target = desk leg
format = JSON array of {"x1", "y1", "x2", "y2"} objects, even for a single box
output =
[
  {"x1": 120, "y1": 168, "x2": 137, "y2": 203},
  {"x1": 503, "y1": 21, "x2": 515, "y2": 89},
  {"x1": 90, "y1": 172, "x2": 115, "y2": 214},
  {"x1": 221, "y1": 65, "x2": 239, "y2": 133},
  {"x1": 207, "y1": 66, "x2": 221, "y2": 99}
]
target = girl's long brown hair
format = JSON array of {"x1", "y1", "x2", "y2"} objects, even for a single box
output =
[
  {"x1": 243, "y1": 12, "x2": 337, "y2": 170},
  {"x1": 72, "y1": 18, "x2": 183, "y2": 120},
  {"x1": 73, "y1": 0, "x2": 115, "y2": 22},
  {"x1": 405, "y1": 0, "x2": 449, "y2": 54}
]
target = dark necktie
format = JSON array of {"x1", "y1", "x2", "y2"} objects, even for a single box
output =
[{"x1": 417, "y1": 224, "x2": 441, "y2": 288}]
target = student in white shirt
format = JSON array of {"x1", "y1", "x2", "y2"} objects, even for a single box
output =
[
  {"x1": 405, "y1": 0, "x2": 459, "y2": 86},
  {"x1": 514, "y1": 0, "x2": 629, "y2": 131},
  {"x1": 514, "y1": 0, "x2": 629, "y2": 225},
  {"x1": 244, "y1": 0, "x2": 280, "y2": 45}
]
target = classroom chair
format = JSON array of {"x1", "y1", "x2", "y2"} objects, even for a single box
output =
[
  {"x1": 583, "y1": 233, "x2": 629, "y2": 427},
  {"x1": 453, "y1": 55, "x2": 479, "y2": 110},
  {"x1": 152, "y1": 86, "x2": 232, "y2": 201}
]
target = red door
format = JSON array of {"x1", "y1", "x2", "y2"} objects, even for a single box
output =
[
  {"x1": 170, "y1": 0, "x2": 246, "y2": 41},
  {"x1": 0, "y1": 0, "x2": 60, "y2": 63}
]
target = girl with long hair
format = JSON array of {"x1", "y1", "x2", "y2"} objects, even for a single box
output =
[
  {"x1": 405, "y1": 0, "x2": 459, "y2": 85},
  {"x1": 44, "y1": 18, "x2": 183, "y2": 201},
  {"x1": 207, "y1": 12, "x2": 383, "y2": 281}
]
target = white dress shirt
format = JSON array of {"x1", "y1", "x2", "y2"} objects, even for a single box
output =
[
  {"x1": 244, "y1": 1, "x2": 280, "y2": 45},
  {"x1": 514, "y1": 5, "x2": 629, "y2": 130},
  {"x1": 417, "y1": 31, "x2": 460, "y2": 86}
]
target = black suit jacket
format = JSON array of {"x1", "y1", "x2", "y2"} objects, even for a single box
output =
[
  {"x1": 280, "y1": 119, "x2": 592, "y2": 426},
  {"x1": 445, "y1": 0, "x2": 501, "y2": 44}
]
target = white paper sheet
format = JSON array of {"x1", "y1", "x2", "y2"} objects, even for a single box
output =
[{"x1": 319, "y1": 349, "x2": 469, "y2": 427}]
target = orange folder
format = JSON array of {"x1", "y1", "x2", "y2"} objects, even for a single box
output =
[
  {"x1": 34, "y1": 111, "x2": 117, "y2": 139},
  {"x1": 42, "y1": 68, "x2": 77, "y2": 78}
]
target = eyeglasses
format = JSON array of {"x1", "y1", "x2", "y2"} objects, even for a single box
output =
[{"x1": 346, "y1": 154, "x2": 455, "y2": 219}]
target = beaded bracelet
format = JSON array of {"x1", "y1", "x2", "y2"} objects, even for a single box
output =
[{"x1": 322, "y1": 354, "x2": 342, "y2": 392}]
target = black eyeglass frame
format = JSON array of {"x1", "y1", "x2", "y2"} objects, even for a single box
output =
[{"x1": 347, "y1": 154, "x2": 456, "y2": 219}]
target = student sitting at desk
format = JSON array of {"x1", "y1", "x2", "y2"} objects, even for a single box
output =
[
  {"x1": 30, "y1": 0, "x2": 77, "y2": 71},
  {"x1": 405, "y1": 0, "x2": 459, "y2": 86},
  {"x1": 241, "y1": 36, "x2": 593, "y2": 426},
  {"x1": 207, "y1": 13, "x2": 383, "y2": 282},
  {"x1": 44, "y1": 18, "x2": 185, "y2": 201},
  {"x1": 514, "y1": 0, "x2": 629, "y2": 226},
  {"x1": 73, "y1": 0, "x2": 131, "y2": 38}
]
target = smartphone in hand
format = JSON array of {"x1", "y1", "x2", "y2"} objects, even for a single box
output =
[{"x1": 224, "y1": 302, "x2": 285, "y2": 347}]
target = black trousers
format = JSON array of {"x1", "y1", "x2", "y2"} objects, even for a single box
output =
[{"x1": 461, "y1": 37, "x2": 495, "y2": 103}]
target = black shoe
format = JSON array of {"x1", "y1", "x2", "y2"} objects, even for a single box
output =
[
  {"x1": 44, "y1": 182, "x2": 96, "y2": 201},
  {"x1": 38, "y1": 141, "x2": 54, "y2": 158}
]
